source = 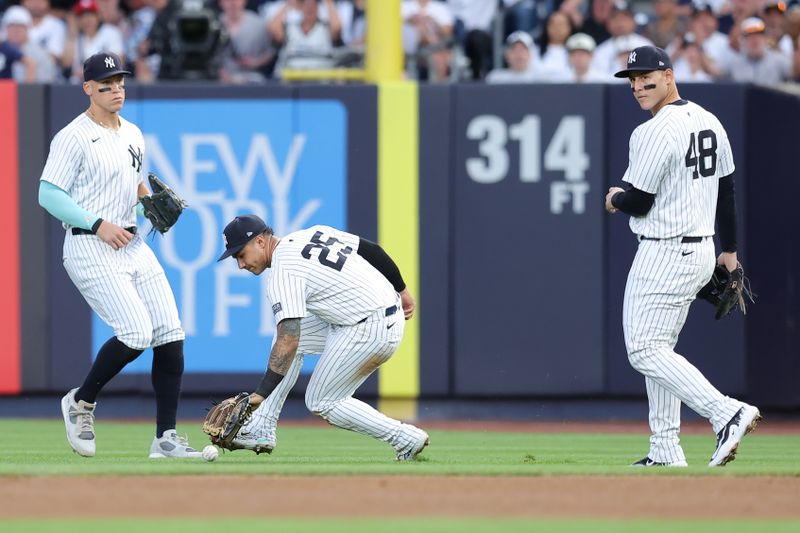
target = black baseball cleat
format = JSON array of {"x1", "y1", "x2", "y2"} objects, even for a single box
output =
[
  {"x1": 630, "y1": 456, "x2": 688, "y2": 467},
  {"x1": 708, "y1": 405, "x2": 762, "y2": 467}
]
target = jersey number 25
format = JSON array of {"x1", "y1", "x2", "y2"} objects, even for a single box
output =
[{"x1": 301, "y1": 231, "x2": 353, "y2": 272}]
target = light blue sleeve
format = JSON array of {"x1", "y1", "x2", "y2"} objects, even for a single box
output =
[{"x1": 38, "y1": 181, "x2": 100, "y2": 231}]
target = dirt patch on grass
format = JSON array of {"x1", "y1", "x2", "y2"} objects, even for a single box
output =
[{"x1": 2, "y1": 475, "x2": 799, "y2": 519}]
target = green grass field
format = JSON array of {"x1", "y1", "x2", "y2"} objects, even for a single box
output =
[
  {"x1": 1, "y1": 419, "x2": 797, "y2": 476},
  {"x1": 2, "y1": 419, "x2": 798, "y2": 533}
]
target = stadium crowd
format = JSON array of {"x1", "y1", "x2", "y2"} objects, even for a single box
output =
[{"x1": 0, "y1": 0, "x2": 798, "y2": 84}]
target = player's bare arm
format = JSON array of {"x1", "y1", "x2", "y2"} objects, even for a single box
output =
[
  {"x1": 249, "y1": 317, "x2": 300, "y2": 407},
  {"x1": 400, "y1": 288, "x2": 416, "y2": 320},
  {"x1": 270, "y1": 318, "x2": 301, "y2": 375}
]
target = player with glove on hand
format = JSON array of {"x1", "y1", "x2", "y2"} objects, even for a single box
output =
[
  {"x1": 39, "y1": 52, "x2": 200, "y2": 460},
  {"x1": 204, "y1": 215, "x2": 429, "y2": 461},
  {"x1": 605, "y1": 45, "x2": 760, "y2": 468}
]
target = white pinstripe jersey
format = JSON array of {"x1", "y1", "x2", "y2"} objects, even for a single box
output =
[
  {"x1": 40, "y1": 113, "x2": 144, "y2": 228},
  {"x1": 622, "y1": 100, "x2": 735, "y2": 238},
  {"x1": 266, "y1": 225, "x2": 398, "y2": 326}
]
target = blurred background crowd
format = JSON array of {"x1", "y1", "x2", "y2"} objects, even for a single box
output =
[{"x1": 0, "y1": 0, "x2": 798, "y2": 84}]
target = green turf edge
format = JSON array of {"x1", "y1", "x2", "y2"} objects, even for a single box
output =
[{"x1": 4, "y1": 518, "x2": 800, "y2": 533}]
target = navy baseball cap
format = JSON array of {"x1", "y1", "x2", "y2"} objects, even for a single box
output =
[
  {"x1": 217, "y1": 214, "x2": 268, "y2": 261},
  {"x1": 614, "y1": 45, "x2": 673, "y2": 78},
  {"x1": 83, "y1": 52, "x2": 131, "y2": 82}
]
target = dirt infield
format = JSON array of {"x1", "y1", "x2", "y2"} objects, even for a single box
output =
[{"x1": 3, "y1": 475, "x2": 799, "y2": 519}]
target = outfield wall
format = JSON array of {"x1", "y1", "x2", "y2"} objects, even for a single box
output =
[{"x1": 2, "y1": 80, "x2": 798, "y2": 408}]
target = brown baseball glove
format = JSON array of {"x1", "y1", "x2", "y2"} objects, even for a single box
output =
[{"x1": 202, "y1": 392, "x2": 254, "y2": 450}]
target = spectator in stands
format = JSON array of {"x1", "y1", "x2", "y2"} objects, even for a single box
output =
[
  {"x1": 789, "y1": 6, "x2": 800, "y2": 78},
  {"x1": 0, "y1": 8, "x2": 37, "y2": 81},
  {"x1": 503, "y1": 0, "x2": 544, "y2": 39},
  {"x1": 687, "y1": 3, "x2": 734, "y2": 71},
  {"x1": 136, "y1": 0, "x2": 176, "y2": 82},
  {"x1": 401, "y1": 0, "x2": 454, "y2": 82},
  {"x1": 22, "y1": 0, "x2": 68, "y2": 68},
  {"x1": 2, "y1": 5, "x2": 58, "y2": 82},
  {"x1": 337, "y1": 0, "x2": 366, "y2": 46},
  {"x1": 270, "y1": 0, "x2": 341, "y2": 72},
  {"x1": 486, "y1": 30, "x2": 547, "y2": 83},
  {"x1": 762, "y1": 0, "x2": 794, "y2": 56},
  {"x1": 63, "y1": 0, "x2": 126, "y2": 82},
  {"x1": 537, "y1": 10, "x2": 573, "y2": 76},
  {"x1": 591, "y1": 1, "x2": 652, "y2": 76},
  {"x1": 219, "y1": 0, "x2": 275, "y2": 82},
  {"x1": 719, "y1": 0, "x2": 760, "y2": 43},
  {"x1": 724, "y1": 16, "x2": 793, "y2": 83},
  {"x1": 560, "y1": 0, "x2": 586, "y2": 30},
  {"x1": 119, "y1": 0, "x2": 156, "y2": 74},
  {"x1": 671, "y1": 31, "x2": 715, "y2": 81},
  {"x1": 642, "y1": 0, "x2": 687, "y2": 49},
  {"x1": 96, "y1": 0, "x2": 127, "y2": 29},
  {"x1": 449, "y1": 0, "x2": 496, "y2": 80},
  {"x1": 563, "y1": 31, "x2": 612, "y2": 81},
  {"x1": 580, "y1": 0, "x2": 613, "y2": 45},
  {"x1": 609, "y1": 33, "x2": 639, "y2": 82}
]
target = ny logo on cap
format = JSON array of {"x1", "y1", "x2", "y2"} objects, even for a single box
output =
[
  {"x1": 222, "y1": 234, "x2": 228, "y2": 246},
  {"x1": 105, "y1": 56, "x2": 115, "y2": 68},
  {"x1": 628, "y1": 51, "x2": 637, "y2": 65}
]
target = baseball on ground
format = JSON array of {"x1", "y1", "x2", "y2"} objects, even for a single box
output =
[{"x1": 202, "y1": 445, "x2": 219, "y2": 462}]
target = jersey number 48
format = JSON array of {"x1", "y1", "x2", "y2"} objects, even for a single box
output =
[{"x1": 685, "y1": 130, "x2": 717, "y2": 179}]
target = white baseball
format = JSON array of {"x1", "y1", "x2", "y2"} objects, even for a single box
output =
[{"x1": 202, "y1": 445, "x2": 219, "y2": 462}]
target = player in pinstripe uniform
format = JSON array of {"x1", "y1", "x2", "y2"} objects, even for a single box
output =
[
  {"x1": 605, "y1": 46, "x2": 760, "y2": 468},
  {"x1": 217, "y1": 214, "x2": 429, "y2": 460},
  {"x1": 39, "y1": 52, "x2": 202, "y2": 459}
]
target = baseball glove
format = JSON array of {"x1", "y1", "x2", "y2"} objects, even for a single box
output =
[
  {"x1": 697, "y1": 263, "x2": 755, "y2": 320},
  {"x1": 140, "y1": 173, "x2": 187, "y2": 234},
  {"x1": 202, "y1": 392, "x2": 254, "y2": 450}
]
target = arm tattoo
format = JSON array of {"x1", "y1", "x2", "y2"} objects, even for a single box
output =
[{"x1": 268, "y1": 318, "x2": 301, "y2": 375}]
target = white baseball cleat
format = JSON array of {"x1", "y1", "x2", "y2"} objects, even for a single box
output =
[
  {"x1": 708, "y1": 405, "x2": 762, "y2": 467},
  {"x1": 230, "y1": 433, "x2": 276, "y2": 455},
  {"x1": 630, "y1": 457, "x2": 688, "y2": 467},
  {"x1": 61, "y1": 388, "x2": 97, "y2": 457},
  {"x1": 396, "y1": 427, "x2": 430, "y2": 461},
  {"x1": 148, "y1": 430, "x2": 203, "y2": 459}
]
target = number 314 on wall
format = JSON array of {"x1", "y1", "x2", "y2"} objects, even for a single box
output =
[{"x1": 466, "y1": 115, "x2": 590, "y2": 214}]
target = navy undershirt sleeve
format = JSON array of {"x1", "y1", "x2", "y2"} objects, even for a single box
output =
[
  {"x1": 716, "y1": 173, "x2": 737, "y2": 252},
  {"x1": 611, "y1": 186, "x2": 656, "y2": 217},
  {"x1": 357, "y1": 238, "x2": 406, "y2": 293}
]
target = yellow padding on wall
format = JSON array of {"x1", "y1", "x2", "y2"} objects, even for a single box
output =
[{"x1": 377, "y1": 81, "x2": 419, "y2": 405}]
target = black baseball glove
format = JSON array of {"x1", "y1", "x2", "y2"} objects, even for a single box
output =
[
  {"x1": 697, "y1": 263, "x2": 755, "y2": 320},
  {"x1": 202, "y1": 392, "x2": 254, "y2": 451},
  {"x1": 140, "y1": 173, "x2": 187, "y2": 234}
]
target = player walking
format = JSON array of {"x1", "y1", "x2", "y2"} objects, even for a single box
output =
[
  {"x1": 39, "y1": 52, "x2": 202, "y2": 459},
  {"x1": 217, "y1": 214, "x2": 429, "y2": 460},
  {"x1": 605, "y1": 46, "x2": 760, "y2": 467}
]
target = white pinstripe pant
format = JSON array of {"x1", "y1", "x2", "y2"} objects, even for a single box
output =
[
  {"x1": 63, "y1": 232, "x2": 184, "y2": 350},
  {"x1": 244, "y1": 299, "x2": 425, "y2": 454},
  {"x1": 623, "y1": 238, "x2": 742, "y2": 463}
]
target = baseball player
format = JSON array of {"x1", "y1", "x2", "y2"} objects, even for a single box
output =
[
  {"x1": 605, "y1": 46, "x2": 760, "y2": 467},
  {"x1": 217, "y1": 214, "x2": 429, "y2": 460},
  {"x1": 39, "y1": 52, "x2": 202, "y2": 459}
]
